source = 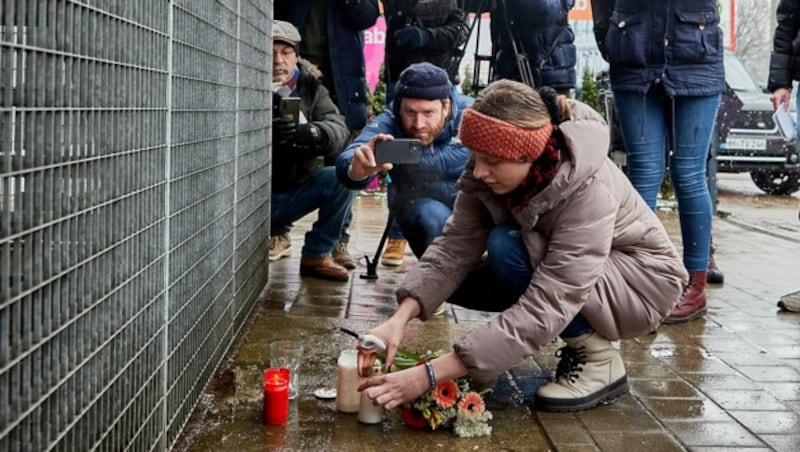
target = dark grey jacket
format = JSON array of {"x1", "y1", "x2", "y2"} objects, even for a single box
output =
[
  {"x1": 768, "y1": 0, "x2": 800, "y2": 92},
  {"x1": 490, "y1": 0, "x2": 577, "y2": 90},
  {"x1": 272, "y1": 60, "x2": 349, "y2": 193}
]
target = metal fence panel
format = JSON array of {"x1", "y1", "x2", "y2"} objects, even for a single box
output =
[{"x1": 0, "y1": 1, "x2": 273, "y2": 449}]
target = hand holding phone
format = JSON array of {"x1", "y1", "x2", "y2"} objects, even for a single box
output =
[
  {"x1": 279, "y1": 97, "x2": 301, "y2": 123},
  {"x1": 374, "y1": 139, "x2": 423, "y2": 164}
]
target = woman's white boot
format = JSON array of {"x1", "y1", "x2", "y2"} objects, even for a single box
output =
[{"x1": 534, "y1": 331, "x2": 628, "y2": 412}]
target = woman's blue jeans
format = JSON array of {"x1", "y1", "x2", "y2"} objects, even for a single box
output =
[
  {"x1": 448, "y1": 225, "x2": 591, "y2": 338},
  {"x1": 614, "y1": 87, "x2": 722, "y2": 271}
]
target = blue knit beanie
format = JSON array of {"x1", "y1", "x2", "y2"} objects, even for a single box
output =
[{"x1": 395, "y1": 62, "x2": 451, "y2": 101}]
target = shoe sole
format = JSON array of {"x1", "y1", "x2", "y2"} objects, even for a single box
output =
[
  {"x1": 534, "y1": 376, "x2": 629, "y2": 412},
  {"x1": 662, "y1": 307, "x2": 707, "y2": 325},
  {"x1": 269, "y1": 246, "x2": 292, "y2": 262},
  {"x1": 777, "y1": 301, "x2": 800, "y2": 312},
  {"x1": 334, "y1": 258, "x2": 356, "y2": 270},
  {"x1": 381, "y1": 258, "x2": 403, "y2": 267},
  {"x1": 299, "y1": 267, "x2": 349, "y2": 282}
]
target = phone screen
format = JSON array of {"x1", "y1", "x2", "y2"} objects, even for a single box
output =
[{"x1": 279, "y1": 97, "x2": 301, "y2": 123}]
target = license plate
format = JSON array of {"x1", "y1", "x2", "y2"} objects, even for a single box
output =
[{"x1": 724, "y1": 137, "x2": 767, "y2": 151}]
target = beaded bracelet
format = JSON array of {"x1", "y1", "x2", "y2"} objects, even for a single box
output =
[{"x1": 424, "y1": 361, "x2": 436, "y2": 390}]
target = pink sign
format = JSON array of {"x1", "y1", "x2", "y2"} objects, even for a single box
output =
[{"x1": 363, "y1": 16, "x2": 386, "y2": 92}]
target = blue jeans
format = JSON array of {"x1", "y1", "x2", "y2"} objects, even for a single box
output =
[
  {"x1": 386, "y1": 174, "x2": 405, "y2": 240},
  {"x1": 614, "y1": 86, "x2": 722, "y2": 271},
  {"x1": 448, "y1": 225, "x2": 591, "y2": 338},
  {"x1": 271, "y1": 167, "x2": 354, "y2": 259},
  {"x1": 395, "y1": 198, "x2": 451, "y2": 258}
]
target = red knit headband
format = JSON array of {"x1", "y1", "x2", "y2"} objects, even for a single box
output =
[{"x1": 459, "y1": 107, "x2": 554, "y2": 163}]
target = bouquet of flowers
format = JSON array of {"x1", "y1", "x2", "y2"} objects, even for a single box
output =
[{"x1": 391, "y1": 349, "x2": 493, "y2": 438}]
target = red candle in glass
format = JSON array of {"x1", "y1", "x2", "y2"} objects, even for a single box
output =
[{"x1": 263, "y1": 367, "x2": 290, "y2": 425}]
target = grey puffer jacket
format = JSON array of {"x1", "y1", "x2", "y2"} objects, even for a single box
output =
[{"x1": 396, "y1": 101, "x2": 688, "y2": 382}]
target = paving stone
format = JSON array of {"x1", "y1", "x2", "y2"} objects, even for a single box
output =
[{"x1": 174, "y1": 197, "x2": 800, "y2": 451}]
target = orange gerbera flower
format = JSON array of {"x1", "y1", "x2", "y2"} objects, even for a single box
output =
[
  {"x1": 457, "y1": 391, "x2": 485, "y2": 417},
  {"x1": 433, "y1": 380, "x2": 459, "y2": 408}
]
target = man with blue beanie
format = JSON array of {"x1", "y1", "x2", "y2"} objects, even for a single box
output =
[{"x1": 336, "y1": 62, "x2": 472, "y2": 264}]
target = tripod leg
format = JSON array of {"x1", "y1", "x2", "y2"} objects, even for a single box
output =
[{"x1": 361, "y1": 213, "x2": 395, "y2": 280}]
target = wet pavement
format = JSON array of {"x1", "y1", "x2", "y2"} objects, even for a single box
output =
[{"x1": 175, "y1": 191, "x2": 800, "y2": 452}]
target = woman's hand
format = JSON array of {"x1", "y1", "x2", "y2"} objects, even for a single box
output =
[
  {"x1": 356, "y1": 297, "x2": 423, "y2": 376},
  {"x1": 358, "y1": 364, "x2": 430, "y2": 410},
  {"x1": 357, "y1": 317, "x2": 405, "y2": 377}
]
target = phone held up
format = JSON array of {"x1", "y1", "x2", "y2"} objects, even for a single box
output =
[
  {"x1": 279, "y1": 97, "x2": 301, "y2": 124},
  {"x1": 374, "y1": 139, "x2": 423, "y2": 164}
]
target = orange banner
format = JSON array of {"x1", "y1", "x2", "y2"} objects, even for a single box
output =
[{"x1": 569, "y1": 0, "x2": 593, "y2": 21}]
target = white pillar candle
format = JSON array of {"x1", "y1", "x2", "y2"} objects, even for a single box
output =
[
  {"x1": 358, "y1": 359, "x2": 384, "y2": 424},
  {"x1": 336, "y1": 349, "x2": 360, "y2": 413}
]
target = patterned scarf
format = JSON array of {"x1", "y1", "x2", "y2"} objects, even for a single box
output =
[{"x1": 274, "y1": 68, "x2": 300, "y2": 98}]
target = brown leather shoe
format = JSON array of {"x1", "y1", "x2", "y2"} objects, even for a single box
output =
[
  {"x1": 300, "y1": 256, "x2": 349, "y2": 281},
  {"x1": 663, "y1": 271, "x2": 707, "y2": 324}
]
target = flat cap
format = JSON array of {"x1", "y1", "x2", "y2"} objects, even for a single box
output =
[{"x1": 273, "y1": 20, "x2": 301, "y2": 47}]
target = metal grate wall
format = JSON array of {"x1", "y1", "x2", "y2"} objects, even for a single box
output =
[{"x1": 0, "y1": 1, "x2": 273, "y2": 450}]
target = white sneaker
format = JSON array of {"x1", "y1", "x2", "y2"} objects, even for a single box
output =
[{"x1": 269, "y1": 233, "x2": 292, "y2": 261}]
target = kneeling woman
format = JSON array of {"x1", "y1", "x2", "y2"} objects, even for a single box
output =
[{"x1": 358, "y1": 80, "x2": 687, "y2": 412}]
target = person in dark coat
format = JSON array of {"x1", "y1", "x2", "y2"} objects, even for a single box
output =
[
  {"x1": 269, "y1": 21, "x2": 353, "y2": 282},
  {"x1": 275, "y1": 1, "x2": 380, "y2": 270},
  {"x1": 275, "y1": 1, "x2": 379, "y2": 132},
  {"x1": 489, "y1": 0, "x2": 577, "y2": 92},
  {"x1": 591, "y1": 0, "x2": 724, "y2": 324},
  {"x1": 383, "y1": 0, "x2": 469, "y2": 103},
  {"x1": 768, "y1": 0, "x2": 800, "y2": 313}
]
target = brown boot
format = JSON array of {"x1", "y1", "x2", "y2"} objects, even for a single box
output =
[
  {"x1": 663, "y1": 271, "x2": 707, "y2": 324},
  {"x1": 300, "y1": 256, "x2": 349, "y2": 281}
]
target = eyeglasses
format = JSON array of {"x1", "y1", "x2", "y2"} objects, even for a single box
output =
[{"x1": 274, "y1": 46, "x2": 296, "y2": 60}]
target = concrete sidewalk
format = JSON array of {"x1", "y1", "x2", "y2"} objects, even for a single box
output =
[{"x1": 175, "y1": 195, "x2": 800, "y2": 452}]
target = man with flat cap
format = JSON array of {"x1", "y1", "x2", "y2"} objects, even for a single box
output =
[{"x1": 269, "y1": 20, "x2": 353, "y2": 281}]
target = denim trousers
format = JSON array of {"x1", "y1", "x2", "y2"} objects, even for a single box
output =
[
  {"x1": 395, "y1": 198, "x2": 452, "y2": 258},
  {"x1": 448, "y1": 225, "x2": 592, "y2": 338},
  {"x1": 386, "y1": 175, "x2": 405, "y2": 240},
  {"x1": 614, "y1": 86, "x2": 722, "y2": 271},
  {"x1": 271, "y1": 167, "x2": 354, "y2": 259}
]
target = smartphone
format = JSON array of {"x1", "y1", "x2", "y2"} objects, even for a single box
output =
[
  {"x1": 279, "y1": 97, "x2": 301, "y2": 123},
  {"x1": 374, "y1": 139, "x2": 423, "y2": 164}
]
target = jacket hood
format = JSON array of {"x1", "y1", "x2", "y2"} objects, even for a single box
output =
[
  {"x1": 297, "y1": 57, "x2": 323, "y2": 80},
  {"x1": 389, "y1": 85, "x2": 465, "y2": 145},
  {"x1": 459, "y1": 100, "x2": 610, "y2": 217}
]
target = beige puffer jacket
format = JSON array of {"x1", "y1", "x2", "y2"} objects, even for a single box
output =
[{"x1": 396, "y1": 101, "x2": 688, "y2": 382}]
